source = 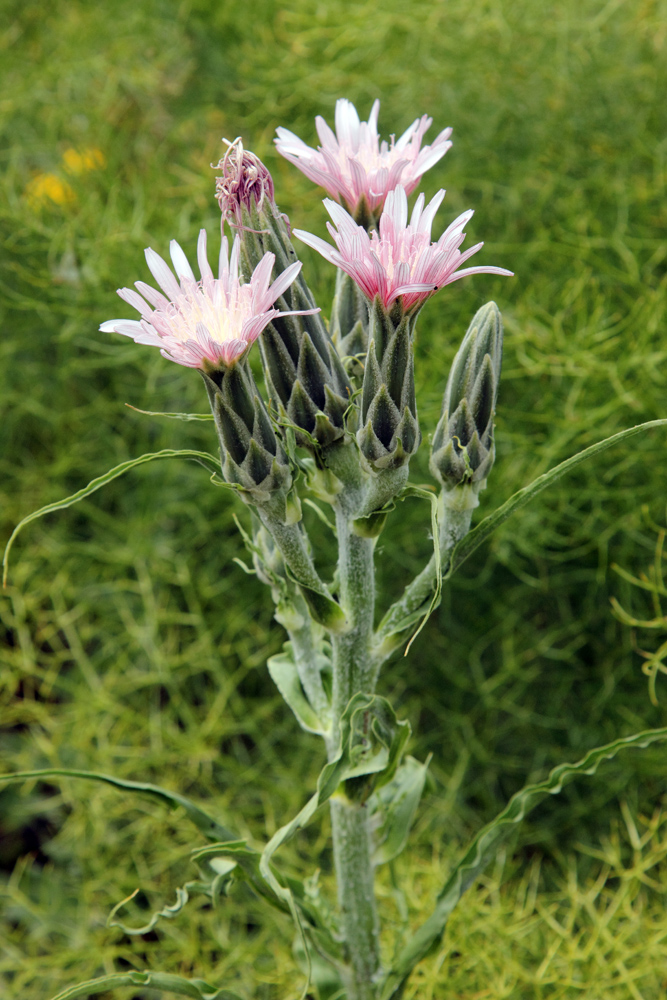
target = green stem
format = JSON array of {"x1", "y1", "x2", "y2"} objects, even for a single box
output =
[
  {"x1": 259, "y1": 513, "x2": 323, "y2": 592},
  {"x1": 330, "y1": 504, "x2": 381, "y2": 997},
  {"x1": 330, "y1": 794, "x2": 381, "y2": 1000},
  {"x1": 332, "y1": 508, "x2": 376, "y2": 737},
  {"x1": 259, "y1": 509, "x2": 345, "y2": 631},
  {"x1": 375, "y1": 498, "x2": 474, "y2": 656}
]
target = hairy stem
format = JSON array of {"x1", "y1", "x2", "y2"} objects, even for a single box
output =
[
  {"x1": 259, "y1": 509, "x2": 345, "y2": 631},
  {"x1": 332, "y1": 509, "x2": 376, "y2": 738},
  {"x1": 331, "y1": 794, "x2": 381, "y2": 1000},
  {"x1": 330, "y1": 504, "x2": 381, "y2": 996}
]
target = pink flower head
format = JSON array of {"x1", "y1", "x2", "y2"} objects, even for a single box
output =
[
  {"x1": 293, "y1": 186, "x2": 513, "y2": 314},
  {"x1": 213, "y1": 137, "x2": 276, "y2": 228},
  {"x1": 275, "y1": 98, "x2": 452, "y2": 220},
  {"x1": 100, "y1": 230, "x2": 314, "y2": 369}
]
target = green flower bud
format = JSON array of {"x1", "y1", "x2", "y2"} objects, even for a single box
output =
[
  {"x1": 430, "y1": 301, "x2": 503, "y2": 503},
  {"x1": 357, "y1": 298, "x2": 421, "y2": 472},
  {"x1": 330, "y1": 270, "x2": 370, "y2": 376},
  {"x1": 202, "y1": 362, "x2": 294, "y2": 516}
]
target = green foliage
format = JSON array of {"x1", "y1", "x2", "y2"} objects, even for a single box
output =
[
  {"x1": 2, "y1": 0, "x2": 667, "y2": 996},
  {"x1": 382, "y1": 727, "x2": 667, "y2": 998}
]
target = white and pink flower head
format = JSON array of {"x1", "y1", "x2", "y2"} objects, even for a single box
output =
[
  {"x1": 293, "y1": 186, "x2": 513, "y2": 315},
  {"x1": 275, "y1": 98, "x2": 452, "y2": 224},
  {"x1": 100, "y1": 231, "x2": 314, "y2": 370}
]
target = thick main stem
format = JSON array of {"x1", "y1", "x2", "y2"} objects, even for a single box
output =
[
  {"x1": 330, "y1": 504, "x2": 381, "y2": 997},
  {"x1": 332, "y1": 509, "x2": 376, "y2": 735},
  {"x1": 330, "y1": 795, "x2": 381, "y2": 1000}
]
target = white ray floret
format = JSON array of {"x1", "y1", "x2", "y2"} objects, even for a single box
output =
[{"x1": 101, "y1": 231, "x2": 315, "y2": 369}]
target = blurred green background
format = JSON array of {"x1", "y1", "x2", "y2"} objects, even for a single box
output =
[{"x1": 2, "y1": 0, "x2": 667, "y2": 996}]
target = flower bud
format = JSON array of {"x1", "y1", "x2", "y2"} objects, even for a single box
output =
[
  {"x1": 430, "y1": 302, "x2": 503, "y2": 504},
  {"x1": 356, "y1": 298, "x2": 421, "y2": 472},
  {"x1": 214, "y1": 139, "x2": 352, "y2": 450},
  {"x1": 330, "y1": 271, "x2": 370, "y2": 375},
  {"x1": 201, "y1": 361, "x2": 294, "y2": 517}
]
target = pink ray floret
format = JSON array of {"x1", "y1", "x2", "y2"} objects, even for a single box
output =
[
  {"x1": 100, "y1": 231, "x2": 312, "y2": 368},
  {"x1": 275, "y1": 98, "x2": 452, "y2": 216},
  {"x1": 293, "y1": 187, "x2": 513, "y2": 313}
]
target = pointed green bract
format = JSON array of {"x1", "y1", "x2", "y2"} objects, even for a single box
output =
[
  {"x1": 430, "y1": 301, "x2": 502, "y2": 500},
  {"x1": 201, "y1": 363, "x2": 294, "y2": 511},
  {"x1": 330, "y1": 269, "x2": 370, "y2": 374},
  {"x1": 216, "y1": 144, "x2": 352, "y2": 450},
  {"x1": 357, "y1": 300, "x2": 420, "y2": 473}
]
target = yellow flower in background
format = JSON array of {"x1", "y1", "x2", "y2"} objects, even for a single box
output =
[
  {"x1": 25, "y1": 173, "x2": 76, "y2": 208},
  {"x1": 62, "y1": 147, "x2": 105, "y2": 174},
  {"x1": 24, "y1": 147, "x2": 105, "y2": 210}
]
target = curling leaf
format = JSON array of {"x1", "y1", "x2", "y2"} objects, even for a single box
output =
[
  {"x1": 447, "y1": 419, "x2": 667, "y2": 580},
  {"x1": 3, "y1": 449, "x2": 223, "y2": 586},
  {"x1": 125, "y1": 404, "x2": 214, "y2": 421},
  {"x1": 49, "y1": 970, "x2": 244, "y2": 1000},
  {"x1": 0, "y1": 768, "x2": 235, "y2": 842},
  {"x1": 380, "y1": 725, "x2": 667, "y2": 999},
  {"x1": 107, "y1": 880, "x2": 223, "y2": 936}
]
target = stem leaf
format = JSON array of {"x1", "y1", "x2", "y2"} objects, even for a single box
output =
[
  {"x1": 267, "y1": 649, "x2": 330, "y2": 735},
  {"x1": 48, "y1": 970, "x2": 244, "y2": 1000},
  {"x1": 447, "y1": 419, "x2": 667, "y2": 580},
  {"x1": 380, "y1": 725, "x2": 667, "y2": 998},
  {"x1": 398, "y1": 486, "x2": 441, "y2": 654},
  {"x1": 251, "y1": 694, "x2": 411, "y2": 997},
  {"x1": 0, "y1": 767, "x2": 235, "y2": 842},
  {"x1": 371, "y1": 755, "x2": 430, "y2": 866},
  {"x1": 3, "y1": 449, "x2": 224, "y2": 586}
]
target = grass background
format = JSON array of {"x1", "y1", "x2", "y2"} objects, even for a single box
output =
[{"x1": 2, "y1": 0, "x2": 667, "y2": 996}]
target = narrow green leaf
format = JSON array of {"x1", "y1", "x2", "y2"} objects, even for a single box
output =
[
  {"x1": 3, "y1": 449, "x2": 223, "y2": 586},
  {"x1": 371, "y1": 756, "x2": 430, "y2": 866},
  {"x1": 447, "y1": 419, "x2": 667, "y2": 579},
  {"x1": 293, "y1": 933, "x2": 345, "y2": 1000},
  {"x1": 0, "y1": 768, "x2": 235, "y2": 842},
  {"x1": 381, "y1": 726, "x2": 667, "y2": 999},
  {"x1": 267, "y1": 650, "x2": 330, "y2": 736},
  {"x1": 107, "y1": 880, "x2": 217, "y2": 936},
  {"x1": 191, "y1": 840, "x2": 290, "y2": 915},
  {"x1": 192, "y1": 841, "x2": 343, "y2": 963},
  {"x1": 49, "y1": 970, "x2": 243, "y2": 1000},
  {"x1": 125, "y1": 404, "x2": 214, "y2": 421}
]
